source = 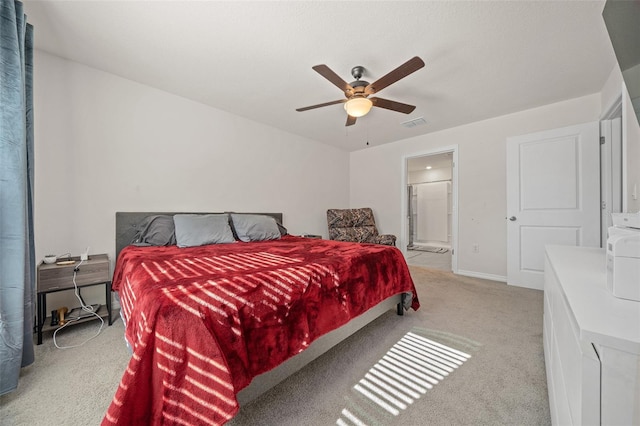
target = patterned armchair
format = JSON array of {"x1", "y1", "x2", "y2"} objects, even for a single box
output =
[{"x1": 326, "y1": 208, "x2": 396, "y2": 246}]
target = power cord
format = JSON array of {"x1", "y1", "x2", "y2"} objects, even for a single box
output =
[{"x1": 53, "y1": 259, "x2": 105, "y2": 349}]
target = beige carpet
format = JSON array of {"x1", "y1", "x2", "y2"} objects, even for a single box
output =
[{"x1": 0, "y1": 266, "x2": 550, "y2": 425}]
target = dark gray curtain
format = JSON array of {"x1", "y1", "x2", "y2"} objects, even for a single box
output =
[{"x1": 0, "y1": 0, "x2": 35, "y2": 395}]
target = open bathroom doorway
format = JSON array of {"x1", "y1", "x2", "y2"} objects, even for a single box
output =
[{"x1": 404, "y1": 149, "x2": 457, "y2": 272}]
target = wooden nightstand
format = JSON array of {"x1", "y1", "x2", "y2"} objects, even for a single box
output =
[{"x1": 36, "y1": 254, "x2": 112, "y2": 345}]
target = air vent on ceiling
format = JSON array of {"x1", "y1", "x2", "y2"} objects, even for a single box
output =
[{"x1": 401, "y1": 117, "x2": 427, "y2": 128}]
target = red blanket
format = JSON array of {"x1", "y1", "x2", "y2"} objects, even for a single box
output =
[{"x1": 102, "y1": 236, "x2": 419, "y2": 425}]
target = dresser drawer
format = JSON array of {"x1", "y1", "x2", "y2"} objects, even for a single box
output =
[{"x1": 38, "y1": 255, "x2": 109, "y2": 292}]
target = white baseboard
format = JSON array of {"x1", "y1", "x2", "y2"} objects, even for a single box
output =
[
  {"x1": 456, "y1": 269, "x2": 507, "y2": 283},
  {"x1": 507, "y1": 281, "x2": 544, "y2": 291}
]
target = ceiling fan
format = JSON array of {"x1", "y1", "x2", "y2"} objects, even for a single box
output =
[{"x1": 296, "y1": 56, "x2": 425, "y2": 126}]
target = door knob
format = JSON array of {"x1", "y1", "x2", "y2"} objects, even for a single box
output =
[{"x1": 509, "y1": 216, "x2": 517, "y2": 221}]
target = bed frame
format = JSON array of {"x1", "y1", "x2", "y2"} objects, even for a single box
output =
[{"x1": 114, "y1": 211, "x2": 404, "y2": 406}]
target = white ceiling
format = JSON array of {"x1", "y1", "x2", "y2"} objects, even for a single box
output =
[{"x1": 24, "y1": 0, "x2": 616, "y2": 152}]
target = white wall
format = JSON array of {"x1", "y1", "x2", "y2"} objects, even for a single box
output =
[
  {"x1": 350, "y1": 94, "x2": 601, "y2": 279},
  {"x1": 34, "y1": 51, "x2": 349, "y2": 307},
  {"x1": 408, "y1": 167, "x2": 452, "y2": 184},
  {"x1": 414, "y1": 181, "x2": 450, "y2": 244},
  {"x1": 601, "y1": 64, "x2": 623, "y2": 113}
]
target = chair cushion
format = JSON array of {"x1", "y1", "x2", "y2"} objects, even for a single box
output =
[
  {"x1": 332, "y1": 226, "x2": 379, "y2": 243},
  {"x1": 327, "y1": 208, "x2": 376, "y2": 228}
]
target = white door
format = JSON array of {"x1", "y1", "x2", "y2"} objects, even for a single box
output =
[
  {"x1": 506, "y1": 122, "x2": 600, "y2": 290},
  {"x1": 600, "y1": 117, "x2": 623, "y2": 246}
]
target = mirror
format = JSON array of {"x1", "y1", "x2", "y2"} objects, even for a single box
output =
[
  {"x1": 603, "y1": 0, "x2": 640, "y2": 127},
  {"x1": 602, "y1": 0, "x2": 640, "y2": 213}
]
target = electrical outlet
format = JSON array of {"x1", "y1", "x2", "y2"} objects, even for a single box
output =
[{"x1": 472, "y1": 244, "x2": 479, "y2": 253}]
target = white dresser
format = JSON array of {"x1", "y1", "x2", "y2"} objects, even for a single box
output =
[{"x1": 544, "y1": 245, "x2": 640, "y2": 425}]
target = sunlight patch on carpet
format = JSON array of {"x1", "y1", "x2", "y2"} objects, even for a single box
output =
[{"x1": 336, "y1": 332, "x2": 471, "y2": 424}]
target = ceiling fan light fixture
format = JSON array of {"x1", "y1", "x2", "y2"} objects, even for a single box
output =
[{"x1": 344, "y1": 97, "x2": 373, "y2": 118}]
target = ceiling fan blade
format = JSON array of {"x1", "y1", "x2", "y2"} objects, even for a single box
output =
[
  {"x1": 296, "y1": 99, "x2": 347, "y2": 112},
  {"x1": 312, "y1": 64, "x2": 354, "y2": 94},
  {"x1": 370, "y1": 97, "x2": 416, "y2": 114},
  {"x1": 365, "y1": 56, "x2": 425, "y2": 95},
  {"x1": 346, "y1": 115, "x2": 357, "y2": 126}
]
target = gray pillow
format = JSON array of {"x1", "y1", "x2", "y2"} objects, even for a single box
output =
[
  {"x1": 230, "y1": 214, "x2": 281, "y2": 242},
  {"x1": 173, "y1": 214, "x2": 236, "y2": 248},
  {"x1": 133, "y1": 215, "x2": 176, "y2": 246}
]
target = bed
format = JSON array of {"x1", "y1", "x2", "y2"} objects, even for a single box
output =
[{"x1": 103, "y1": 212, "x2": 420, "y2": 425}]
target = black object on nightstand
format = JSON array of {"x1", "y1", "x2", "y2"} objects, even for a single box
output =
[{"x1": 36, "y1": 254, "x2": 112, "y2": 345}]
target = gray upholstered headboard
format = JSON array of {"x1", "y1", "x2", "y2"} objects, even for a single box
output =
[{"x1": 115, "y1": 212, "x2": 284, "y2": 260}]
